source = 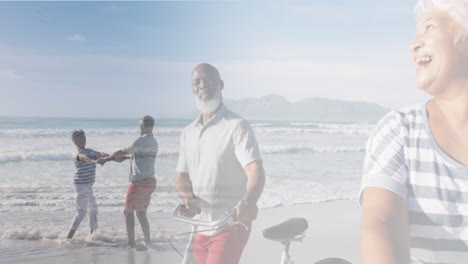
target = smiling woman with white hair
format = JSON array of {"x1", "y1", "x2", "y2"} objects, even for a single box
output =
[{"x1": 360, "y1": 0, "x2": 468, "y2": 264}]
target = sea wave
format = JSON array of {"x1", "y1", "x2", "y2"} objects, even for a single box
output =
[
  {"x1": 0, "y1": 128, "x2": 182, "y2": 138},
  {"x1": 0, "y1": 150, "x2": 179, "y2": 163},
  {"x1": 251, "y1": 123, "x2": 273, "y2": 127},
  {"x1": 1, "y1": 229, "x2": 56, "y2": 240},
  {"x1": 0, "y1": 123, "x2": 374, "y2": 138},
  {"x1": 0, "y1": 144, "x2": 364, "y2": 164},
  {"x1": 262, "y1": 145, "x2": 365, "y2": 154},
  {"x1": 1, "y1": 195, "x2": 358, "y2": 214},
  {"x1": 254, "y1": 127, "x2": 372, "y2": 135},
  {"x1": 0, "y1": 228, "x2": 183, "y2": 246},
  {"x1": 260, "y1": 196, "x2": 358, "y2": 209},
  {"x1": 0, "y1": 152, "x2": 75, "y2": 163}
]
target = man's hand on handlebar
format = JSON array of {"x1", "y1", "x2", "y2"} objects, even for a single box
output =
[
  {"x1": 179, "y1": 196, "x2": 200, "y2": 218},
  {"x1": 235, "y1": 200, "x2": 258, "y2": 223}
]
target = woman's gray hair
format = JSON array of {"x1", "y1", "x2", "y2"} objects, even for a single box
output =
[
  {"x1": 415, "y1": 0, "x2": 468, "y2": 43},
  {"x1": 71, "y1": 129, "x2": 85, "y2": 138}
]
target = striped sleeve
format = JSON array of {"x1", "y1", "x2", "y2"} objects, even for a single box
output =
[{"x1": 359, "y1": 111, "x2": 410, "y2": 205}]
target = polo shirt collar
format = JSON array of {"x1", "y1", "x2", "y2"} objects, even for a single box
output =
[{"x1": 195, "y1": 104, "x2": 227, "y2": 128}]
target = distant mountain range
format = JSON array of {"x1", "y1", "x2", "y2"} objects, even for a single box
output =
[{"x1": 224, "y1": 94, "x2": 389, "y2": 123}]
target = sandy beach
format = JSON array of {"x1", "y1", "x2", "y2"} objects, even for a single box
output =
[
  {"x1": 1, "y1": 199, "x2": 361, "y2": 264},
  {"x1": 244, "y1": 199, "x2": 360, "y2": 264},
  {"x1": 1, "y1": 117, "x2": 365, "y2": 264}
]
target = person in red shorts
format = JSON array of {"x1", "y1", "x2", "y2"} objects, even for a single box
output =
[
  {"x1": 100, "y1": 115, "x2": 158, "y2": 248},
  {"x1": 176, "y1": 63, "x2": 266, "y2": 264}
]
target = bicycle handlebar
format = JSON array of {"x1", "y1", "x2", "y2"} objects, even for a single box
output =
[{"x1": 173, "y1": 204, "x2": 237, "y2": 228}]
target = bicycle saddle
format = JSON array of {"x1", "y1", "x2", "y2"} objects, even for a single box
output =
[{"x1": 263, "y1": 217, "x2": 308, "y2": 240}]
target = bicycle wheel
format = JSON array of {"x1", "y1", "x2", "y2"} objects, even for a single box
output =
[{"x1": 314, "y1": 258, "x2": 352, "y2": 264}]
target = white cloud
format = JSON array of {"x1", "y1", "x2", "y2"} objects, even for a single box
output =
[
  {"x1": 67, "y1": 33, "x2": 86, "y2": 42},
  {"x1": 4, "y1": 68, "x2": 24, "y2": 80}
]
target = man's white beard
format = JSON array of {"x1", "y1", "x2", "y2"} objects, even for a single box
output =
[{"x1": 194, "y1": 90, "x2": 223, "y2": 114}]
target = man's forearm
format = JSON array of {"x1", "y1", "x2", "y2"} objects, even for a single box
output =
[
  {"x1": 99, "y1": 156, "x2": 114, "y2": 163},
  {"x1": 78, "y1": 154, "x2": 97, "y2": 164},
  {"x1": 96, "y1": 152, "x2": 109, "y2": 159},
  {"x1": 108, "y1": 149, "x2": 131, "y2": 162},
  {"x1": 242, "y1": 161, "x2": 266, "y2": 204},
  {"x1": 111, "y1": 149, "x2": 128, "y2": 158},
  {"x1": 176, "y1": 172, "x2": 194, "y2": 199}
]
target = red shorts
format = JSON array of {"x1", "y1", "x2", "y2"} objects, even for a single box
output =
[
  {"x1": 193, "y1": 223, "x2": 251, "y2": 264},
  {"x1": 124, "y1": 177, "x2": 156, "y2": 211}
]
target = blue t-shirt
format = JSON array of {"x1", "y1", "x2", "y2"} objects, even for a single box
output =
[{"x1": 127, "y1": 133, "x2": 158, "y2": 182}]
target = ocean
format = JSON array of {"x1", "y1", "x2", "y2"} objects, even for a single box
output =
[{"x1": 0, "y1": 116, "x2": 372, "y2": 258}]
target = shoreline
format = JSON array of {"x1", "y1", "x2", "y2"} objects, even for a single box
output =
[{"x1": 1, "y1": 199, "x2": 361, "y2": 264}]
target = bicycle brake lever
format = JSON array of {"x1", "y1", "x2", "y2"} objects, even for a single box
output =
[
  {"x1": 239, "y1": 222, "x2": 249, "y2": 231},
  {"x1": 230, "y1": 221, "x2": 249, "y2": 231}
]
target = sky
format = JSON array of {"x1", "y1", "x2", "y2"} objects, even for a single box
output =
[{"x1": 0, "y1": 0, "x2": 430, "y2": 118}]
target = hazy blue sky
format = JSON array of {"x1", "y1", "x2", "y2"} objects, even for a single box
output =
[{"x1": 1, "y1": 0, "x2": 429, "y2": 118}]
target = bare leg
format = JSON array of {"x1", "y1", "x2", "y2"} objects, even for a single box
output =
[
  {"x1": 136, "y1": 211, "x2": 151, "y2": 243},
  {"x1": 67, "y1": 229, "x2": 76, "y2": 239},
  {"x1": 124, "y1": 210, "x2": 136, "y2": 247}
]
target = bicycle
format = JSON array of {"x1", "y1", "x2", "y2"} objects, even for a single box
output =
[
  {"x1": 263, "y1": 217, "x2": 352, "y2": 264},
  {"x1": 170, "y1": 204, "x2": 248, "y2": 264},
  {"x1": 171, "y1": 205, "x2": 352, "y2": 264}
]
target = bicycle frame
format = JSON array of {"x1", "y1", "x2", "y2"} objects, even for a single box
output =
[
  {"x1": 263, "y1": 217, "x2": 352, "y2": 264},
  {"x1": 269, "y1": 234, "x2": 305, "y2": 264},
  {"x1": 181, "y1": 225, "x2": 198, "y2": 264},
  {"x1": 280, "y1": 240, "x2": 293, "y2": 264},
  {"x1": 173, "y1": 205, "x2": 240, "y2": 264}
]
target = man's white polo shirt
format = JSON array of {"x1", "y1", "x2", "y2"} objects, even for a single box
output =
[{"x1": 176, "y1": 104, "x2": 262, "y2": 235}]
